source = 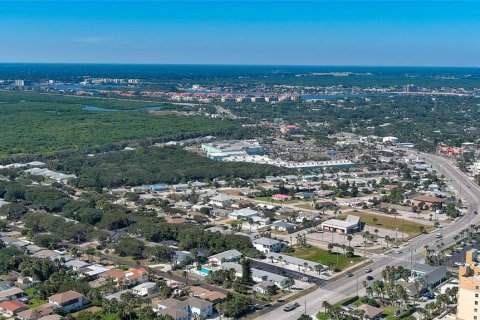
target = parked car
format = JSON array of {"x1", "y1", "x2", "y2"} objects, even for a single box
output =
[
  {"x1": 347, "y1": 273, "x2": 354, "y2": 277},
  {"x1": 284, "y1": 303, "x2": 300, "y2": 312},
  {"x1": 366, "y1": 276, "x2": 374, "y2": 281}
]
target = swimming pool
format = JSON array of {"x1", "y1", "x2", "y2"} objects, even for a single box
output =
[{"x1": 200, "y1": 267, "x2": 211, "y2": 275}]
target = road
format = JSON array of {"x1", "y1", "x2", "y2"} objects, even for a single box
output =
[{"x1": 258, "y1": 153, "x2": 480, "y2": 320}]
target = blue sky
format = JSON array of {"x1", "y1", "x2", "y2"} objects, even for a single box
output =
[{"x1": 0, "y1": 1, "x2": 479, "y2": 66}]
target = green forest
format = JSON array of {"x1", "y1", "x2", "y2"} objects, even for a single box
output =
[
  {"x1": 49, "y1": 146, "x2": 290, "y2": 189},
  {"x1": 0, "y1": 91, "x2": 236, "y2": 160}
]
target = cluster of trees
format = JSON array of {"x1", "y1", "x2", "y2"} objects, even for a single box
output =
[
  {"x1": 0, "y1": 90, "x2": 237, "y2": 160},
  {"x1": 23, "y1": 211, "x2": 97, "y2": 243},
  {"x1": 0, "y1": 180, "x2": 71, "y2": 214},
  {"x1": 50, "y1": 146, "x2": 289, "y2": 190},
  {"x1": 129, "y1": 219, "x2": 263, "y2": 258},
  {"x1": 216, "y1": 293, "x2": 252, "y2": 318},
  {"x1": 417, "y1": 287, "x2": 458, "y2": 320},
  {"x1": 72, "y1": 291, "x2": 173, "y2": 320}
]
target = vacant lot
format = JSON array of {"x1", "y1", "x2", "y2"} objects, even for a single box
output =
[
  {"x1": 340, "y1": 211, "x2": 434, "y2": 238},
  {"x1": 287, "y1": 246, "x2": 363, "y2": 270}
]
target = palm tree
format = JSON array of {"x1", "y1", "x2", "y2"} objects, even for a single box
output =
[
  {"x1": 247, "y1": 217, "x2": 254, "y2": 233},
  {"x1": 347, "y1": 234, "x2": 353, "y2": 247},
  {"x1": 322, "y1": 301, "x2": 331, "y2": 314},
  {"x1": 385, "y1": 235, "x2": 390, "y2": 248},
  {"x1": 182, "y1": 270, "x2": 189, "y2": 285}
]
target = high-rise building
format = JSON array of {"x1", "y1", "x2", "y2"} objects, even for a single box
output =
[
  {"x1": 457, "y1": 249, "x2": 480, "y2": 320},
  {"x1": 14, "y1": 80, "x2": 25, "y2": 87}
]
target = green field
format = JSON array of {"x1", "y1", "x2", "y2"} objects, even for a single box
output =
[
  {"x1": 287, "y1": 246, "x2": 363, "y2": 270},
  {"x1": 339, "y1": 211, "x2": 434, "y2": 238},
  {"x1": 0, "y1": 91, "x2": 236, "y2": 159}
]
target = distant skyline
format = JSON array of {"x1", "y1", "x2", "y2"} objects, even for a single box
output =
[{"x1": 1, "y1": 1, "x2": 479, "y2": 67}]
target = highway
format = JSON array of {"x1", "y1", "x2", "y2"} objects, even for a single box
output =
[{"x1": 257, "y1": 153, "x2": 480, "y2": 320}]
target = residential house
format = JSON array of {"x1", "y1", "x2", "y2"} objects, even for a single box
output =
[
  {"x1": 64, "y1": 259, "x2": 91, "y2": 271},
  {"x1": 105, "y1": 267, "x2": 149, "y2": 286},
  {"x1": 0, "y1": 287, "x2": 23, "y2": 301},
  {"x1": 132, "y1": 282, "x2": 157, "y2": 297},
  {"x1": 156, "y1": 297, "x2": 213, "y2": 320},
  {"x1": 208, "y1": 249, "x2": 243, "y2": 266},
  {"x1": 48, "y1": 290, "x2": 88, "y2": 313},
  {"x1": 209, "y1": 194, "x2": 234, "y2": 208},
  {"x1": 272, "y1": 194, "x2": 293, "y2": 201},
  {"x1": 271, "y1": 220, "x2": 296, "y2": 233},
  {"x1": 267, "y1": 252, "x2": 325, "y2": 272},
  {"x1": 252, "y1": 237, "x2": 282, "y2": 254},
  {"x1": 253, "y1": 281, "x2": 276, "y2": 295},
  {"x1": 357, "y1": 304, "x2": 382, "y2": 320},
  {"x1": 17, "y1": 303, "x2": 55, "y2": 320},
  {"x1": 0, "y1": 300, "x2": 27, "y2": 317},
  {"x1": 189, "y1": 287, "x2": 226, "y2": 303},
  {"x1": 131, "y1": 186, "x2": 151, "y2": 194},
  {"x1": 188, "y1": 297, "x2": 213, "y2": 318},
  {"x1": 228, "y1": 207, "x2": 259, "y2": 220},
  {"x1": 220, "y1": 262, "x2": 288, "y2": 288}
]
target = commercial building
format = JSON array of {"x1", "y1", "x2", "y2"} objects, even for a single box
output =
[
  {"x1": 457, "y1": 249, "x2": 480, "y2": 320},
  {"x1": 201, "y1": 140, "x2": 265, "y2": 160},
  {"x1": 321, "y1": 215, "x2": 361, "y2": 234},
  {"x1": 411, "y1": 263, "x2": 447, "y2": 288}
]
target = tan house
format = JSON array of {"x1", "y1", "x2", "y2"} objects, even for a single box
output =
[{"x1": 48, "y1": 290, "x2": 88, "y2": 313}]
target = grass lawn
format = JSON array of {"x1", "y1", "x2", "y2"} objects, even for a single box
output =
[
  {"x1": 255, "y1": 197, "x2": 299, "y2": 204},
  {"x1": 28, "y1": 298, "x2": 48, "y2": 308},
  {"x1": 382, "y1": 306, "x2": 398, "y2": 319},
  {"x1": 340, "y1": 211, "x2": 435, "y2": 238},
  {"x1": 287, "y1": 246, "x2": 364, "y2": 270},
  {"x1": 316, "y1": 312, "x2": 329, "y2": 320}
]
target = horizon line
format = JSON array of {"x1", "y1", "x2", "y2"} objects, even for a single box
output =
[{"x1": 0, "y1": 62, "x2": 479, "y2": 69}]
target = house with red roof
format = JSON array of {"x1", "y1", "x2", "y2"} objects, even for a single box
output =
[{"x1": 0, "y1": 299, "x2": 27, "y2": 317}]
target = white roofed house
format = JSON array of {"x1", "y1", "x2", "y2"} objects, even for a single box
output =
[
  {"x1": 209, "y1": 194, "x2": 234, "y2": 208},
  {"x1": 252, "y1": 237, "x2": 282, "y2": 254},
  {"x1": 271, "y1": 220, "x2": 296, "y2": 233},
  {"x1": 208, "y1": 249, "x2": 243, "y2": 266},
  {"x1": 228, "y1": 207, "x2": 259, "y2": 220},
  {"x1": 132, "y1": 282, "x2": 157, "y2": 297},
  {"x1": 267, "y1": 252, "x2": 327, "y2": 273},
  {"x1": 155, "y1": 297, "x2": 213, "y2": 320},
  {"x1": 220, "y1": 262, "x2": 288, "y2": 288}
]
